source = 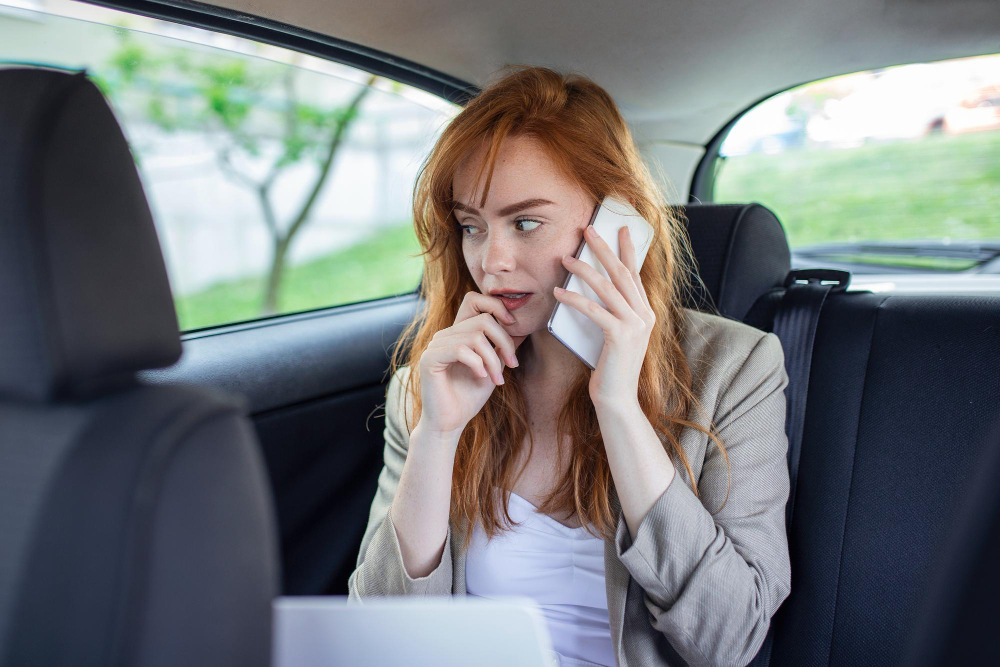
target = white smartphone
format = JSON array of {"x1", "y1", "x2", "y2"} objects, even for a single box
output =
[{"x1": 547, "y1": 196, "x2": 655, "y2": 370}]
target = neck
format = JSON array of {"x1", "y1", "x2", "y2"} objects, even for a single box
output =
[{"x1": 520, "y1": 329, "x2": 583, "y2": 389}]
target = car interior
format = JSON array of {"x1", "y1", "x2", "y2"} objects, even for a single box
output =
[{"x1": 1, "y1": 0, "x2": 998, "y2": 666}]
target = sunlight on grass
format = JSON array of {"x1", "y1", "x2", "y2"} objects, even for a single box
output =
[
  {"x1": 175, "y1": 222, "x2": 424, "y2": 331},
  {"x1": 715, "y1": 131, "x2": 1000, "y2": 248}
]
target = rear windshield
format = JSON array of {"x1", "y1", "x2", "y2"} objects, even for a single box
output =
[{"x1": 711, "y1": 53, "x2": 1000, "y2": 294}]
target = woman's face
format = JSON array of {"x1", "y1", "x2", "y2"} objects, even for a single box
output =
[{"x1": 452, "y1": 135, "x2": 595, "y2": 338}]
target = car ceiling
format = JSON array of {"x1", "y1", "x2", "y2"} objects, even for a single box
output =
[{"x1": 199, "y1": 0, "x2": 1000, "y2": 193}]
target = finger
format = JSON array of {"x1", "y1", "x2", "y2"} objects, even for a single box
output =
[
  {"x1": 455, "y1": 291, "x2": 517, "y2": 326},
  {"x1": 436, "y1": 329, "x2": 506, "y2": 382},
  {"x1": 561, "y1": 251, "x2": 633, "y2": 319},
  {"x1": 634, "y1": 269, "x2": 651, "y2": 312},
  {"x1": 618, "y1": 226, "x2": 639, "y2": 278},
  {"x1": 466, "y1": 331, "x2": 506, "y2": 384},
  {"x1": 454, "y1": 345, "x2": 490, "y2": 379},
  {"x1": 427, "y1": 341, "x2": 488, "y2": 379},
  {"x1": 452, "y1": 313, "x2": 520, "y2": 367},
  {"x1": 583, "y1": 225, "x2": 645, "y2": 313},
  {"x1": 619, "y1": 227, "x2": 652, "y2": 311},
  {"x1": 552, "y1": 286, "x2": 618, "y2": 332}
]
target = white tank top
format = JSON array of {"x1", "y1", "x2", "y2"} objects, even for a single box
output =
[{"x1": 465, "y1": 490, "x2": 614, "y2": 667}]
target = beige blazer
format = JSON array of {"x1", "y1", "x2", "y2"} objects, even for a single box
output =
[{"x1": 348, "y1": 308, "x2": 792, "y2": 667}]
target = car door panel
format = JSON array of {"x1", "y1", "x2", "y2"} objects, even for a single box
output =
[{"x1": 141, "y1": 294, "x2": 421, "y2": 594}]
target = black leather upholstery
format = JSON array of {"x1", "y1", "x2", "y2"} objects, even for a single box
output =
[
  {"x1": 765, "y1": 292, "x2": 1000, "y2": 665},
  {"x1": 680, "y1": 203, "x2": 791, "y2": 322},
  {"x1": 0, "y1": 67, "x2": 279, "y2": 667},
  {"x1": 0, "y1": 68, "x2": 181, "y2": 402},
  {"x1": 678, "y1": 204, "x2": 1000, "y2": 665}
]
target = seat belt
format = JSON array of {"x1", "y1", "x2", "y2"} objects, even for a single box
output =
[
  {"x1": 748, "y1": 268, "x2": 850, "y2": 667},
  {"x1": 774, "y1": 268, "x2": 850, "y2": 529}
]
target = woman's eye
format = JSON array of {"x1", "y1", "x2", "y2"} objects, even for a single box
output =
[
  {"x1": 460, "y1": 224, "x2": 480, "y2": 236},
  {"x1": 516, "y1": 218, "x2": 541, "y2": 232}
]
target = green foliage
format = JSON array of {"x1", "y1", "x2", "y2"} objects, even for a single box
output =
[
  {"x1": 94, "y1": 34, "x2": 266, "y2": 178},
  {"x1": 146, "y1": 96, "x2": 176, "y2": 131},
  {"x1": 98, "y1": 30, "x2": 380, "y2": 316},
  {"x1": 98, "y1": 33, "x2": 335, "y2": 162},
  {"x1": 200, "y1": 61, "x2": 253, "y2": 131},
  {"x1": 108, "y1": 39, "x2": 155, "y2": 83}
]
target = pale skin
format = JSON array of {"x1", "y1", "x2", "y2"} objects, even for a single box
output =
[{"x1": 390, "y1": 135, "x2": 676, "y2": 579}]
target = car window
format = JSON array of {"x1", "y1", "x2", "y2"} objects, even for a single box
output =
[
  {"x1": 710, "y1": 53, "x2": 1000, "y2": 293},
  {"x1": 1, "y1": 0, "x2": 459, "y2": 331}
]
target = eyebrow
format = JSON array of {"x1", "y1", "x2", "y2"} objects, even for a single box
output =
[{"x1": 452, "y1": 198, "x2": 557, "y2": 217}]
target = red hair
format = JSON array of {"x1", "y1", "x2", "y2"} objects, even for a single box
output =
[{"x1": 390, "y1": 65, "x2": 727, "y2": 545}]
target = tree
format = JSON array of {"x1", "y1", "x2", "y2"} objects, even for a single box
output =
[{"x1": 99, "y1": 33, "x2": 377, "y2": 314}]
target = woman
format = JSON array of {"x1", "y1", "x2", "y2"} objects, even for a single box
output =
[{"x1": 348, "y1": 66, "x2": 791, "y2": 667}]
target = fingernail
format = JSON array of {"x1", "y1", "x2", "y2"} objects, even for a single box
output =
[
  {"x1": 510, "y1": 355, "x2": 519, "y2": 367},
  {"x1": 554, "y1": 286, "x2": 566, "y2": 294},
  {"x1": 563, "y1": 255, "x2": 575, "y2": 263},
  {"x1": 506, "y1": 314, "x2": 517, "y2": 324}
]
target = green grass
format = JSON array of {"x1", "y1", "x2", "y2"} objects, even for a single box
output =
[
  {"x1": 819, "y1": 254, "x2": 978, "y2": 271},
  {"x1": 714, "y1": 130, "x2": 1000, "y2": 249},
  {"x1": 175, "y1": 222, "x2": 424, "y2": 331}
]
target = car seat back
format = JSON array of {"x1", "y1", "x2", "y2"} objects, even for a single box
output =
[
  {"x1": 682, "y1": 203, "x2": 1000, "y2": 665},
  {"x1": 0, "y1": 67, "x2": 279, "y2": 667}
]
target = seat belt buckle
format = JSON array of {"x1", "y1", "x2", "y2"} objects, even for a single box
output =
[{"x1": 784, "y1": 268, "x2": 851, "y2": 292}]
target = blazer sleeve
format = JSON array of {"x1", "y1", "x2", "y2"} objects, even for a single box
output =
[
  {"x1": 613, "y1": 332, "x2": 792, "y2": 667},
  {"x1": 347, "y1": 365, "x2": 455, "y2": 599}
]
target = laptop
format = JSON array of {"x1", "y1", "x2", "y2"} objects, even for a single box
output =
[{"x1": 273, "y1": 595, "x2": 557, "y2": 667}]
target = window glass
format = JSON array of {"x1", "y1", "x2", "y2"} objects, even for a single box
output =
[
  {"x1": 713, "y1": 53, "x2": 1000, "y2": 293},
  {"x1": 1, "y1": 0, "x2": 459, "y2": 329}
]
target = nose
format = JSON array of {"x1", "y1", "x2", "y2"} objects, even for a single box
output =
[{"x1": 481, "y1": 228, "x2": 516, "y2": 275}]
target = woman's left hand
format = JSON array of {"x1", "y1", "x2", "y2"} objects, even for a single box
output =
[{"x1": 554, "y1": 225, "x2": 655, "y2": 410}]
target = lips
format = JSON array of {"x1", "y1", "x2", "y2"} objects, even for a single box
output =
[{"x1": 491, "y1": 291, "x2": 533, "y2": 311}]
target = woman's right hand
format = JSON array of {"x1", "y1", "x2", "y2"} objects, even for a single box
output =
[{"x1": 417, "y1": 292, "x2": 527, "y2": 439}]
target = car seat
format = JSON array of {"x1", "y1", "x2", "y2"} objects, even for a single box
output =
[{"x1": 0, "y1": 67, "x2": 279, "y2": 667}]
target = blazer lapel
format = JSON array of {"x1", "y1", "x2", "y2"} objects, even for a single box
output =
[
  {"x1": 605, "y1": 487, "x2": 629, "y2": 666},
  {"x1": 452, "y1": 516, "x2": 469, "y2": 594}
]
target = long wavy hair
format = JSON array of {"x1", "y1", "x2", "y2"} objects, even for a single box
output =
[{"x1": 389, "y1": 65, "x2": 727, "y2": 546}]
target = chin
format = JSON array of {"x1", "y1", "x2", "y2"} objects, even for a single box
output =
[
  {"x1": 501, "y1": 298, "x2": 555, "y2": 337},
  {"x1": 522, "y1": 317, "x2": 551, "y2": 337},
  {"x1": 504, "y1": 322, "x2": 535, "y2": 337},
  {"x1": 504, "y1": 315, "x2": 543, "y2": 337}
]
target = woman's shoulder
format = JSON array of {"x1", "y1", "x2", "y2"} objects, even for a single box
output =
[
  {"x1": 388, "y1": 364, "x2": 413, "y2": 388},
  {"x1": 679, "y1": 307, "x2": 784, "y2": 393},
  {"x1": 385, "y1": 364, "x2": 417, "y2": 432}
]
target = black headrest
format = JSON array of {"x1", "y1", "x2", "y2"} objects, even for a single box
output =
[
  {"x1": 678, "y1": 203, "x2": 791, "y2": 321},
  {"x1": 0, "y1": 68, "x2": 181, "y2": 402}
]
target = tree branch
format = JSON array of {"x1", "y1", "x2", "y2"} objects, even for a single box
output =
[
  {"x1": 261, "y1": 67, "x2": 300, "y2": 193},
  {"x1": 217, "y1": 147, "x2": 259, "y2": 191},
  {"x1": 257, "y1": 182, "x2": 281, "y2": 240},
  {"x1": 217, "y1": 147, "x2": 280, "y2": 239},
  {"x1": 284, "y1": 74, "x2": 377, "y2": 244}
]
